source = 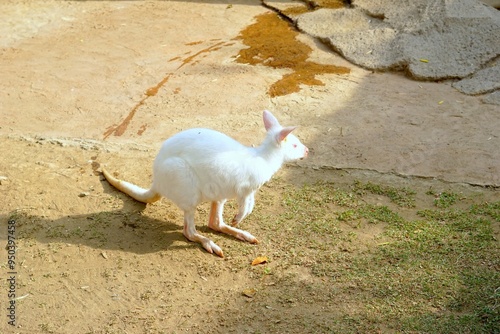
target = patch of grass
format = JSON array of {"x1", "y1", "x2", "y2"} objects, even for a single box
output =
[
  {"x1": 337, "y1": 204, "x2": 404, "y2": 225},
  {"x1": 354, "y1": 181, "x2": 416, "y2": 207},
  {"x1": 402, "y1": 269, "x2": 500, "y2": 333},
  {"x1": 261, "y1": 180, "x2": 500, "y2": 333},
  {"x1": 431, "y1": 191, "x2": 460, "y2": 208},
  {"x1": 276, "y1": 181, "x2": 358, "y2": 235},
  {"x1": 470, "y1": 201, "x2": 500, "y2": 221}
]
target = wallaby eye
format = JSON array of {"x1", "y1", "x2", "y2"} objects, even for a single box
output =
[{"x1": 293, "y1": 144, "x2": 298, "y2": 148}]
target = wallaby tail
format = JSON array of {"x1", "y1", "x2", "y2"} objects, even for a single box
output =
[{"x1": 102, "y1": 167, "x2": 161, "y2": 203}]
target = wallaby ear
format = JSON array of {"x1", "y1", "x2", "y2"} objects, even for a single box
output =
[
  {"x1": 276, "y1": 126, "x2": 297, "y2": 143},
  {"x1": 263, "y1": 110, "x2": 281, "y2": 131}
]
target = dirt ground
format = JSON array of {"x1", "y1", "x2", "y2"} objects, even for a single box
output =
[{"x1": 0, "y1": 1, "x2": 499, "y2": 333}]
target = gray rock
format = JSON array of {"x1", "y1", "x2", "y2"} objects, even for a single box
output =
[
  {"x1": 452, "y1": 60, "x2": 500, "y2": 95},
  {"x1": 266, "y1": 0, "x2": 500, "y2": 98},
  {"x1": 482, "y1": 90, "x2": 500, "y2": 105},
  {"x1": 298, "y1": 8, "x2": 405, "y2": 70}
]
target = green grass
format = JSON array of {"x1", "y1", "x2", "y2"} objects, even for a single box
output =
[
  {"x1": 354, "y1": 181, "x2": 416, "y2": 207},
  {"x1": 427, "y1": 190, "x2": 462, "y2": 208},
  {"x1": 260, "y1": 180, "x2": 500, "y2": 333}
]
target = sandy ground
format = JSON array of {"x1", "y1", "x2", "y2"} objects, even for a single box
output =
[{"x1": 0, "y1": 1, "x2": 499, "y2": 333}]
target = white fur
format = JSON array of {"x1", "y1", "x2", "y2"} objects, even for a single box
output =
[{"x1": 102, "y1": 110, "x2": 308, "y2": 257}]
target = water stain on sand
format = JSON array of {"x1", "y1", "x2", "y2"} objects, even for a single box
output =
[
  {"x1": 103, "y1": 41, "x2": 230, "y2": 139},
  {"x1": 235, "y1": 12, "x2": 350, "y2": 97},
  {"x1": 103, "y1": 9, "x2": 350, "y2": 139}
]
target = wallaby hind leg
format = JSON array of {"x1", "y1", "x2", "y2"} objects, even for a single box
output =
[
  {"x1": 209, "y1": 201, "x2": 258, "y2": 244},
  {"x1": 182, "y1": 209, "x2": 224, "y2": 257}
]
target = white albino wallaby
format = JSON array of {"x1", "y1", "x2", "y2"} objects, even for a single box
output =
[{"x1": 102, "y1": 110, "x2": 308, "y2": 257}]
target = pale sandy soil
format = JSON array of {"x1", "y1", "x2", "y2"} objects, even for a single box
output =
[{"x1": 0, "y1": 1, "x2": 498, "y2": 333}]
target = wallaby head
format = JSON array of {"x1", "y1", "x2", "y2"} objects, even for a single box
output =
[{"x1": 262, "y1": 109, "x2": 309, "y2": 162}]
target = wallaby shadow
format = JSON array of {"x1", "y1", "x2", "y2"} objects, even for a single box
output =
[
  {"x1": 1, "y1": 175, "x2": 251, "y2": 257},
  {"x1": 2, "y1": 181, "x2": 173, "y2": 256},
  {"x1": 2, "y1": 207, "x2": 190, "y2": 256}
]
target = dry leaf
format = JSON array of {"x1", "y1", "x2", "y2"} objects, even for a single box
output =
[
  {"x1": 242, "y1": 288, "x2": 256, "y2": 298},
  {"x1": 251, "y1": 256, "x2": 268, "y2": 266}
]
